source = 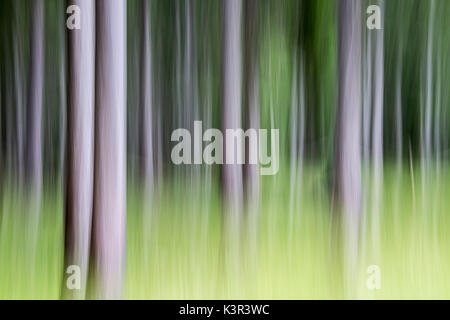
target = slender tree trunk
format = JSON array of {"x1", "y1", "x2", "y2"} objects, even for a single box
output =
[
  {"x1": 244, "y1": 0, "x2": 260, "y2": 250},
  {"x1": 395, "y1": 54, "x2": 403, "y2": 169},
  {"x1": 420, "y1": 0, "x2": 435, "y2": 237},
  {"x1": 5, "y1": 50, "x2": 14, "y2": 181},
  {"x1": 297, "y1": 50, "x2": 306, "y2": 203},
  {"x1": 421, "y1": 0, "x2": 435, "y2": 209},
  {"x1": 184, "y1": 0, "x2": 193, "y2": 135},
  {"x1": 13, "y1": 19, "x2": 24, "y2": 187},
  {"x1": 333, "y1": 0, "x2": 362, "y2": 298},
  {"x1": 221, "y1": 0, "x2": 243, "y2": 290},
  {"x1": 393, "y1": 38, "x2": 403, "y2": 234},
  {"x1": 24, "y1": 0, "x2": 44, "y2": 263},
  {"x1": 289, "y1": 49, "x2": 298, "y2": 239},
  {"x1": 127, "y1": 0, "x2": 140, "y2": 179},
  {"x1": 90, "y1": 0, "x2": 127, "y2": 299},
  {"x1": 62, "y1": 0, "x2": 95, "y2": 300},
  {"x1": 371, "y1": 0, "x2": 384, "y2": 258},
  {"x1": 424, "y1": 0, "x2": 435, "y2": 169},
  {"x1": 58, "y1": 0, "x2": 67, "y2": 188},
  {"x1": 175, "y1": 0, "x2": 183, "y2": 132},
  {"x1": 140, "y1": 0, "x2": 154, "y2": 269},
  {"x1": 361, "y1": 20, "x2": 372, "y2": 252},
  {"x1": 26, "y1": 0, "x2": 44, "y2": 194},
  {"x1": 222, "y1": 0, "x2": 243, "y2": 218},
  {"x1": 434, "y1": 54, "x2": 441, "y2": 170},
  {"x1": 141, "y1": 0, "x2": 154, "y2": 197}
]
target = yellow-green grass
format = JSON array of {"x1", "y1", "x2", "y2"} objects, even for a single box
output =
[{"x1": 1, "y1": 163, "x2": 450, "y2": 299}]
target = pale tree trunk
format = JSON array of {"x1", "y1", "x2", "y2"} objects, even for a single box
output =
[
  {"x1": 362, "y1": 2, "x2": 373, "y2": 165},
  {"x1": 90, "y1": 0, "x2": 127, "y2": 299},
  {"x1": 140, "y1": 0, "x2": 154, "y2": 268},
  {"x1": 370, "y1": 0, "x2": 384, "y2": 259},
  {"x1": 26, "y1": 0, "x2": 44, "y2": 194},
  {"x1": 62, "y1": 0, "x2": 95, "y2": 300},
  {"x1": 222, "y1": 0, "x2": 243, "y2": 291},
  {"x1": 222, "y1": 0, "x2": 243, "y2": 218},
  {"x1": 333, "y1": 0, "x2": 362, "y2": 298},
  {"x1": 361, "y1": 20, "x2": 372, "y2": 249},
  {"x1": 243, "y1": 0, "x2": 260, "y2": 253},
  {"x1": 141, "y1": 0, "x2": 154, "y2": 199}
]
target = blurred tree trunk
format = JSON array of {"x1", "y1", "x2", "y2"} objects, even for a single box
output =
[
  {"x1": 420, "y1": 0, "x2": 435, "y2": 236},
  {"x1": 13, "y1": 6, "x2": 24, "y2": 186},
  {"x1": 140, "y1": 0, "x2": 154, "y2": 198},
  {"x1": 5, "y1": 48, "x2": 14, "y2": 181},
  {"x1": 370, "y1": 0, "x2": 384, "y2": 258},
  {"x1": 24, "y1": 0, "x2": 44, "y2": 257},
  {"x1": 395, "y1": 50, "x2": 403, "y2": 170},
  {"x1": 333, "y1": 0, "x2": 362, "y2": 298},
  {"x1": 25, "y1": 0, "x2": 44, "y2": 194},
  {"x1": 363, "y1": 27, "x2": 372, "y2": 165},
  {"x1": 58, "y1": 0, "x2": 67, "y2": 188},
  {"x1": 424, "y1": 0, "x2": 435, "y2": 170},
  {"x1": 289, "y1": 48, "x2": 306, "y2": 242},
  {"x1": 90, "y1": 0, "x2": 127, "y2": 299},
  {"x1": 289, "y1": 49, "x2": 298, "y2": 239},
  {"x1": 127, "y1": 0, "x2": 141, "y2": 179},
  {"x1": 140, "y1": 0, "x2": 154, "y2": 268},
  {"x1": 243, "y1": 0, "x2": 260, "y2": 249},
  {"x1": 62, "y1": 0, "x2": 95, "y2": 300},
  {"x1": 393, "y1": 33, "x2": 403, "y2": 233},
  {"x1": 421, "y1": 0, "x2": 435, "y2": 204},
  {"x1": 361, "y1": 18, "x2": 372, "y2": 249},
  {"x1": 434, "y1": 52, "x2": 441, "y2": 170},
  {"x1": 222, "y1": 0, "x2": 243, "y2": 218},
  {"x1": 221, "y1": 0, "x2": 243, "y2": 288}
]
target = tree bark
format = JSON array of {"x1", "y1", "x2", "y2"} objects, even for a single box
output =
[
  {"x1": 90, "y1": 0, "x2": 127, "y2": 299},
  {"x1": 244, "y1": 0, "x2": 260, "y2": 238},
  {"x1": 62, "y1": 0, "x2": 95, "y2": 300},
  {"x1": 13, "y1": 8, "x2": 24, "y2": 186},
  {"x1": 222, "y1": 0, "x2": 243, "y2": 218},
  {"x1": 333, "y1": 0, "x2": 362, "y2": 298},
  {"x1": 26, "y1": 0, "x2": 44, "y2": 194},
  {"x1": 140, "y1": 0, "x2": 154, "y2": 196},
  {"x1": 370, "y1": 0, "x2": 384, "y2": 258}
]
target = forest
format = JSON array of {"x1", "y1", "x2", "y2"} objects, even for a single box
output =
[{"x1": 0, "y1": 0, "x2": 450, "y2": 299}]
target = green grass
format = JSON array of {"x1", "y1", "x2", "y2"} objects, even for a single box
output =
[{"x1": 1, "y1": 163, "x2": 450, "y2": 299}]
